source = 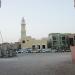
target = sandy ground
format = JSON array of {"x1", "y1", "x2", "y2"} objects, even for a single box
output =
[{"x1": 0, "y1": 53, "x2": 74, "y2": 75}]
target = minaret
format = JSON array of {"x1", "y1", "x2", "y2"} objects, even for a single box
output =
[{"x1": 21, "y1": 17, "x2": 26, "y2": 49}]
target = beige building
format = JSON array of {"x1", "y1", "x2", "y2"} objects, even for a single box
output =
[{"x1": 21, "y1": 17, "x2": 48, "y2": 49}]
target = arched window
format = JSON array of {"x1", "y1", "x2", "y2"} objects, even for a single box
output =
[{"x1": 22, "y1": 40, "x2": 25, "y2": 43}]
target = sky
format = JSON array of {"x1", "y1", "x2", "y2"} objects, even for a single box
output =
[{"x1": 0, "y1": 0, "x2": 75, "y2": 43}]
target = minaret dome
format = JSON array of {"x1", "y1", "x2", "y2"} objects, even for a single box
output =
[{"x1": 21, "y1": 17, "x2": 26, "y2": 25}]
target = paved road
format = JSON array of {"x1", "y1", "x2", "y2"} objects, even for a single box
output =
[{"x1": 0, "y1": 53, "x2": 74, "y2": 75}]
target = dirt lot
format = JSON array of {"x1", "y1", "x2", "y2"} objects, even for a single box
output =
[{"x1": 0, "y1": 52, "x2": 74, "y2": 75}]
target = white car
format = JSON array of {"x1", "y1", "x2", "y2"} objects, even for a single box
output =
[
  {"x1": 16, "y1": 50, "x2": 23, "y2": 53},
  {"x1": 42, "y1": 49, "x2": 46, "y2": 53}
]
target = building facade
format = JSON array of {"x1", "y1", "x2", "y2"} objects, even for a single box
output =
[
  {"x1": 21, "y1": 18, "x2": 48, "y2": 50},
  {"x1": 48, "y1": 33, "x2": 71, "y2": 51},
  {"x1": 68, "y1": 34, "x2": 75, "y2": 46}
]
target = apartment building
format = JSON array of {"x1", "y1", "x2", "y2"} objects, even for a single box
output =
[{"x1": 48, "y1": 33, "x2": 71, "y2": 51}]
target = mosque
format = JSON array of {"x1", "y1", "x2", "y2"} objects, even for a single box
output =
[{"x1": 21, "y1": 17, "x2": 48, "y2": 50}]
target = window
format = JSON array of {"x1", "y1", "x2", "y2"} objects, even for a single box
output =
[
  {"x1": 22, "y1": 40, "x2": 25, "y2": 43},
  {"x1": 62, "y1": 41, "x2": 65, "y2": 45},
  {"x1": 53, "y1": 41, "x2": 57, "y2": 46},
  {"x1": 37, "y1": 45, "x2": 40, "y2": 49},
  {"x1": 42, "y1": 45, "x2": 45, "y2": 49},
  {"x1": 53, "y1": 36, "x2": 56, "y2": 40},
  {"x1": 32, "y1": 45, "x2": 35, "y2": 49},
  {"x1": 69, "y1": 38, "x2": 74, "y2": 46},
  {"x1": 62, "y1": 37, "x2": 65, "y2": 40}
]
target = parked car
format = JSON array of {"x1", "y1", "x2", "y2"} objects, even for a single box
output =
[
  {"x1": 16, "y1": 50, "x2": 23, "y2": 53},
  {"x1": 41, "y1": 49, "x2": 46, "y2": 53},
  {"x1": 26, "y1": 48, "x2": 32, "y2": 53},
  {"x1": 36, "y1": 49, "x2": 42, "y2": 53},
  {"x1": 45, "y1": 49, "x2": 51, "y2": 53}
]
